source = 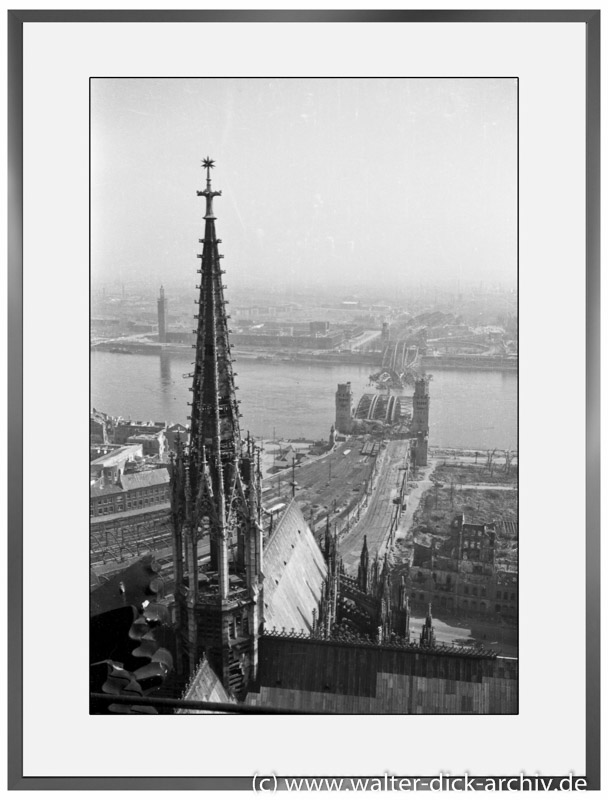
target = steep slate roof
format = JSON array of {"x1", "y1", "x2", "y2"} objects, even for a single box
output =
[
  {"x1": 178, "y1": 657, "x2": 236, "y2": 713},
  {"x1": 262, "y1": 501, "x2": 327, "y2": 634}
]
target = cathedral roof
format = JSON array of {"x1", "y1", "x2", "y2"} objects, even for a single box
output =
[
  {"x1": 248, "y1": 632, "x2": 516, "y2": 714},
  {"x1": 262, "y1": 500, "x2": 327, "y2": 633},
  {"x1": 178, "y1": 656, "x2": 235, "y2": 713}
]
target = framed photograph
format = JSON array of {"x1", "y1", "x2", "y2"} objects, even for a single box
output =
[{"x1": 8, "y1": 9, "x2": 599, "y2": 791}]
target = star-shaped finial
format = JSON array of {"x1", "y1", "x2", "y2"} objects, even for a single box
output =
[{"x1": 202, "y1": 157, "x2": 215, "y2": 171}]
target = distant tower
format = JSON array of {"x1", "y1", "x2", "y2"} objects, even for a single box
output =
[
  {"x1": 411, "y1": 377, "x2": 430, "y2": 466},
  {"x1": 157, "y1": 285, "x2": 168, "y2": 343},
  {"x1": 381, "y1": 321, "x2": 390, "y2": 346},
  {"x1": 335, "y1": 382, "x2": 353, "y2": 434},
  {"x1": 169, "y1": 159, "x2": 263, "y2": 699},
  {"x1": 419, "y1": 603, "x2": 436, "y2": 648}
]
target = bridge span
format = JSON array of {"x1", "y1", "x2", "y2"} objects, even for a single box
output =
[
  {"x1": 354, "y1": 392, "x2": 402, "y2": 424},
  {"x1": 382, "y1": 340, "x2": 420, "y2": 373},
  {"x1": 370, "y1": 340, "x2": 421, "y2": 388}
]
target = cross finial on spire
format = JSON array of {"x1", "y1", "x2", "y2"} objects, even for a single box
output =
[
  {"x1": 202, "y1": 157, "x2": 215, "y2": 188},
  {"x1": 197, "y1": 157, "x2": 222, "y2": 219}
]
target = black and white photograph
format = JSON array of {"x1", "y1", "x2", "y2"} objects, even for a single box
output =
[
  {"x1": 89, "y1": 77, "x2": 518, "y2": 715},
  {"x1": 9, "y1": 8, "x2": 599, "y2": 788}
]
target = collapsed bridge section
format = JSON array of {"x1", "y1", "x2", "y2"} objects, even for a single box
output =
[{"x1": 354, "y1": 393, "x2": 402, "y2": 424}]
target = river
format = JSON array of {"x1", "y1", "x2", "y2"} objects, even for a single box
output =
[{"x1": 90, "y1": 350, "x2": 517, "y2": 451}]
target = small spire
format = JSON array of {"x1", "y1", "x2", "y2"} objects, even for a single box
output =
[
  {"x1": 420, "y1": 602, "x2": 436, "y2": 648},
  {"x1": 323, "y1": 514, "x2": 331, "y2": 559},
  {"x1": 357, "y1": 535, "x2": 369, "y2": 594}
]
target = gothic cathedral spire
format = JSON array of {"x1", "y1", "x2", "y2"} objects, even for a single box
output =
[{"x1": 170, "y1": 160, "x2": 263, "y2": 699}]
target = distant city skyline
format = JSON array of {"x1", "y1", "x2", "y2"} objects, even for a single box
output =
[
  {"x1": 91, "y1": 273, "x2": 517, "y2": 294},
  {"x1": 91, "y1": 78, "x2": 517, "y2": 291}
]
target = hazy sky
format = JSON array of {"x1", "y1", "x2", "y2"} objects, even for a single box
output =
[{"x1": 91, "y1": 78, "x2": 517, "y2": 292}]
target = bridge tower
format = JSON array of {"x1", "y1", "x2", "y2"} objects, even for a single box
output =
[
  {"x1": 170, "y1": 159, "x2": 263, "y2": 699},
  {"x1": 411, "y1": 377, "x2": 430, "y2": 466},
  {"x1": 335, "y1": 382, "x2": 353, "y2": 434},
  {"x1": 157, "y1": 285, "x2": 168, "y2": 342}
]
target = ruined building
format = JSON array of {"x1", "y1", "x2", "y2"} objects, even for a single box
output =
[{"x1": 410, "y1": 513, "x2": 518, "y2": 623}]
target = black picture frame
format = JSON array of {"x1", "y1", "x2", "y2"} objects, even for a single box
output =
[{"x1": 7, "y1": 8, "x2": 600, "y2": 791}]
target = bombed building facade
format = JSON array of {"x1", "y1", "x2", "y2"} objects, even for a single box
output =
[{"x1": 409, "y1": 513, "x2": 518, "y2": 623}]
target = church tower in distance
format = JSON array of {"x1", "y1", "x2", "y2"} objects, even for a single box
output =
[{"x1": 170, "y1": 159, "x2": 263, "y2": 699}]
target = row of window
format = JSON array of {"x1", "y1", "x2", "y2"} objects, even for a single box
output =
[
  {"x1": 416, "y1": 577, "x2": 516, "y2": 603},
  {"x1": 91, "y1": 493, "x2": 168, "y2": 516},
  {"x1": 463, "y1": 585, "x2": 486, "y2": 597},
  {"x1": 130, "y1": 486, "x2": 168, "y2": 500},
  {"x1": 96, "y1": 496, "x2": 122, "y2": 507},
  {"x1": 463, "y1": 539, "x2": 485, "y2": 549},
  {"x1": 411, "y1": 593, "x2": 517, "y2": 616}
]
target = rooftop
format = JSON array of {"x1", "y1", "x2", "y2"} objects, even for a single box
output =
[
  {"x1": 120, "y1": 467, "x2": 170, "y2": 491},
  {"x1": 248, "y1": 633, "x2": 516, "y2": 714},
  {"x1": 90, "y1": 444, "x2": 141, "y2": 467},
  {"x1": 90, "y1": 484, "x2": 125, "y2": 499},
  {"x1": 262, "y1": 501, "x2": 327, "y2": 633}
]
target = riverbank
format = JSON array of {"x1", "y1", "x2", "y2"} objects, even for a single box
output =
[{"x1": 91, "y1": 339, "x2": 517, "y2": 372}]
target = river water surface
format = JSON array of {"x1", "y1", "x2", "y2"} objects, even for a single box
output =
[{"x1": 91, "y1": 351, "x2": 517, "y2": 451}]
